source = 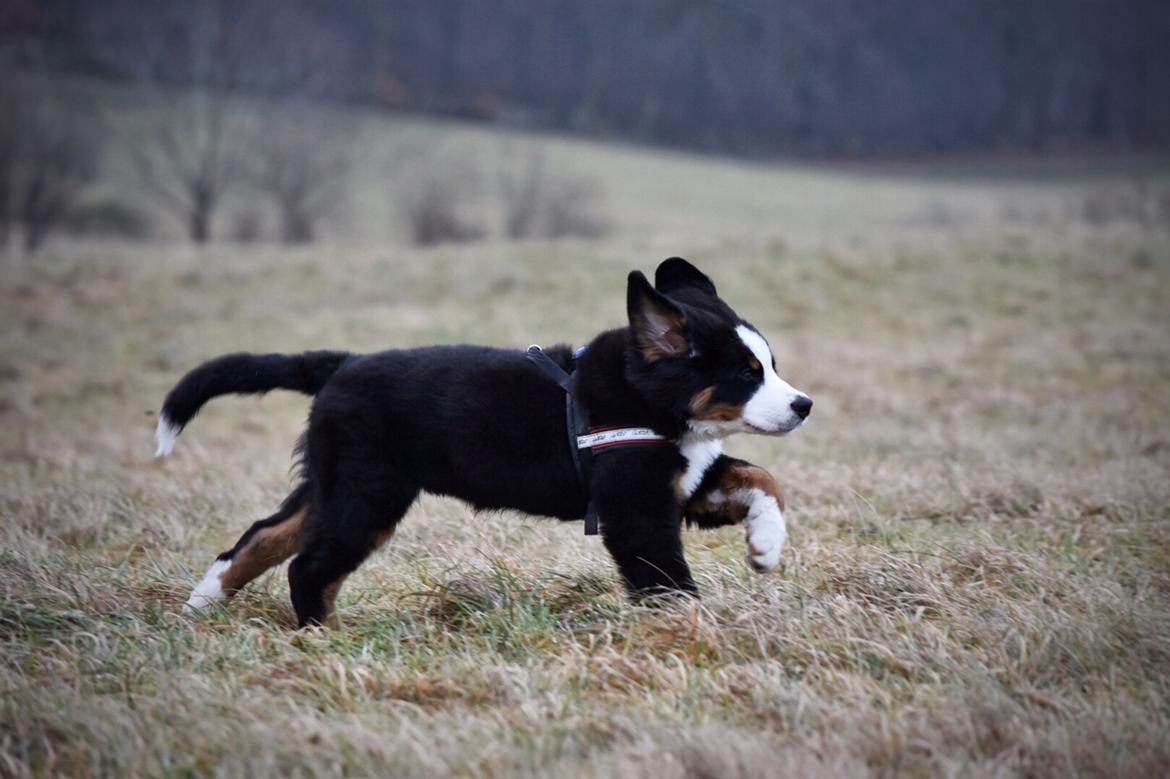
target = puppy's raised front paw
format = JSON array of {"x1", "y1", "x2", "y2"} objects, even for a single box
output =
[{"x1": 744, "y1": 496, "x2": 786, "y2": 573}]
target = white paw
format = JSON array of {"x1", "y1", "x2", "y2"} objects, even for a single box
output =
[
  {"x1": 741, "y1": 490, "x2": 786, "y2": 573},
  {"x1": 184, "y1": 558, "x2": 231, "y2": 612}
]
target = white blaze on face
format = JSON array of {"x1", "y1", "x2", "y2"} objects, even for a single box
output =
[{"x1": 736, "y1": 325, "x2": 809, "y2": 435}]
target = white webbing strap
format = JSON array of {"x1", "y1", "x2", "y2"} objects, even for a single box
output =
[{"x1": 576, "y1": 427, "x2": 667, "y2": 449}]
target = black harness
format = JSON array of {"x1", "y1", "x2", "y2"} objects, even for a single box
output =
[{"x1": 525, "y1": 345, "x2": 669, "y2": 535}]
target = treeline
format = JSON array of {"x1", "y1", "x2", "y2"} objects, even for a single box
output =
[
  {"x1": 0, "y1": 67, "x2": 611, "y2": 253},
  {"x1": 3, "y1": 0, "x2": 1169, "y2": 155}
]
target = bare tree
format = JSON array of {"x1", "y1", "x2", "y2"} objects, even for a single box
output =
[
  {"x1": 499, "y1": 146, "x2": 545, "y2": 239},
  {"x1": 247, "y1": 104, "x2": 352, "y2": 244},
  {"x1": 498, "y1": 144, "x2": 610, "y2": 240},
  {"x1": 121, "y1": 3, "x2": 252, "y2": 243},
  {"x1": 0, "y1": 78, "x2": 102, "y2": 253},
  {"x1": 118, "y1": 0, "x2": 346, "y2": 243},
  {"x1": 542, "y1": 176, "x2": 610, "y2": 240},
  {"x1": 129, "y1": 92, "x2": 244, "y2": 244},
  {"x1": 402, "y1": 159, "x2": 486, "y2": 246},
  {"x1": 403, "y1": 178, "x2": 486, "y2": 246}
]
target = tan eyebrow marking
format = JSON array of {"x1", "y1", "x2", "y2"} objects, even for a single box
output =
[{"x1": 748, "y1": 356, "x2": 761, "y2": 371}]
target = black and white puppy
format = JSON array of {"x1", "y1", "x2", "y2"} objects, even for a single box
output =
[{"x1": 158, "y1": 258, "x2": 811, "y2": 627}]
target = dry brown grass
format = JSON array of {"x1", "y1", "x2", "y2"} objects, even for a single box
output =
[{"x1": 1, "y1": 108, "x2": 1169, "y2": 776}]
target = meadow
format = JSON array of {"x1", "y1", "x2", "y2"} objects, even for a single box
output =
[{"x1": 1, "y1": 106, "x2": 1169, "y2": 776}]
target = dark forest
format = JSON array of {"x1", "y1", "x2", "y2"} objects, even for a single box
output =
[{"x1": 5, "y1": 0, "x2": 1169, "y2": 155}]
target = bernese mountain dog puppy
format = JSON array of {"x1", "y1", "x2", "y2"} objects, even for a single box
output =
[{"x1": 157, "y1": 258, "x2": 811, "y2": 627}]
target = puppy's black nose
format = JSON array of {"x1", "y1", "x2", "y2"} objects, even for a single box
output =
[{"x1": 791, "y1": 396, "x2": 813, "y2": 419}]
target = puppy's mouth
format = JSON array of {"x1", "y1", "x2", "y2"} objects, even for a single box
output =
[{"x1": 746, "y1": 418, "x2": 804, "y2": 436}]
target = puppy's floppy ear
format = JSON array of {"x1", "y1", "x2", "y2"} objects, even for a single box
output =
[
  {"x1": 627, "y1": 270, "x2": 689, "y2": 361},
  {"x1": 654, "y1": 257, "x2": 717, "y2": 296}
]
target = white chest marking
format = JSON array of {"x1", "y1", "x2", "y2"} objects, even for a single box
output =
[{"x1": 677, "y1": 435, "x2": 723, "y2": 499}]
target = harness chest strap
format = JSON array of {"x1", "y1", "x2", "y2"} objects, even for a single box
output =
[{"x1": 525, "y1": 345, "x2": 669, "y2": 535}]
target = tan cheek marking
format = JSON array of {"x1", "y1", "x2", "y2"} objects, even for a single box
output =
[
  {"x1": 689, "y1": 385, "x2": 746, "y2": 422},
  {"x1": 696, "y1": 402, "x2": 746, "y2": 422},
  {"x1": 219, "y1": 507, "x2": 307, "y2": 593},
  {"x1": 689, "y1": 386, "x2": 715, "y2": 415}
]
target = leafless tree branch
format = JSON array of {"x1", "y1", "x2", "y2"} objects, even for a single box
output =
[
  {"x1": 246, "y1": 103, "x2": 353, "y2": 244},
  {"x1": 0, "y1": 77, "x2": 102, "y2": 253}
]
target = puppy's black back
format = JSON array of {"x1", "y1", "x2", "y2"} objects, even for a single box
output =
[{"x1": 307, "y1": 344, "x2": 587, "y2": 519}]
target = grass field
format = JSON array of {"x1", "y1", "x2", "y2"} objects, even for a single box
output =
[{"x1": 2, "y1": 106, "x2": 1169, "y2": 776}]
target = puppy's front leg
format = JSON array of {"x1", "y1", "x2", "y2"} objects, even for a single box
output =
[
  {"x1": 739, "y1": 473, "x2": 787, "y2": 572},
  {"x1": 684, "y1": 456, "x2": 787, "y2": 572},
  {"x1": 592, "y1": 453, "x2": 698, "y2": 598}
]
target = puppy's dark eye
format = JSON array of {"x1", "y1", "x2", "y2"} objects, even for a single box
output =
[{"x1": 738, "y1": 367, "x2": 758, "y2": 382}]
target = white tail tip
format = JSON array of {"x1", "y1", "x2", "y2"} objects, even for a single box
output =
[{"x1": 154, "y1": 415, "x2": 180, "y2": 458}]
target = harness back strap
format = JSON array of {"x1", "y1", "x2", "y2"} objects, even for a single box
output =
[
  {"x1": 526, "y1": 345, "x2": 596, "y2": 533},
  {"x1": 525, "y1": 344, "x2": 573, "y2": 393}
]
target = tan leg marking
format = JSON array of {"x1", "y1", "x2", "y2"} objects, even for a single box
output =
[
  {"x1": 685, "y1": 489, "x2": 749, "y2": 525},
  {"x1": 685, "y1": 463, "x2": 787, "y2": 572},
  {"x1": 720, "y1": 465, "x2": 785, "y2": 512},
  {"x1": 219, "y1": 507, "x2": 307, "y2": 593},
  {"x1": 722, "y1": 465, "x2": 786, "y2": 572},
  {"x1": 320, "y1": 576, "x2": 348, "y2": 629}
]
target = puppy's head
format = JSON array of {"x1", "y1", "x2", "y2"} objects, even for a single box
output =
[{"x1": 626, "y1": 257, "x2": 812, "y2": 438}]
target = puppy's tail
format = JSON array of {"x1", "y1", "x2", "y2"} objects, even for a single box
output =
[{"x1": 154, "y1": 351, "x2": 350, "y2": 457}]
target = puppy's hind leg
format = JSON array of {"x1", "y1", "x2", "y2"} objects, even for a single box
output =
[
  {"x1": 288, "y1": 481, "x2": 417, "y2": 628},
  {"x1": 184, "y1": 484, "x2": 310, "y2": 612}
]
